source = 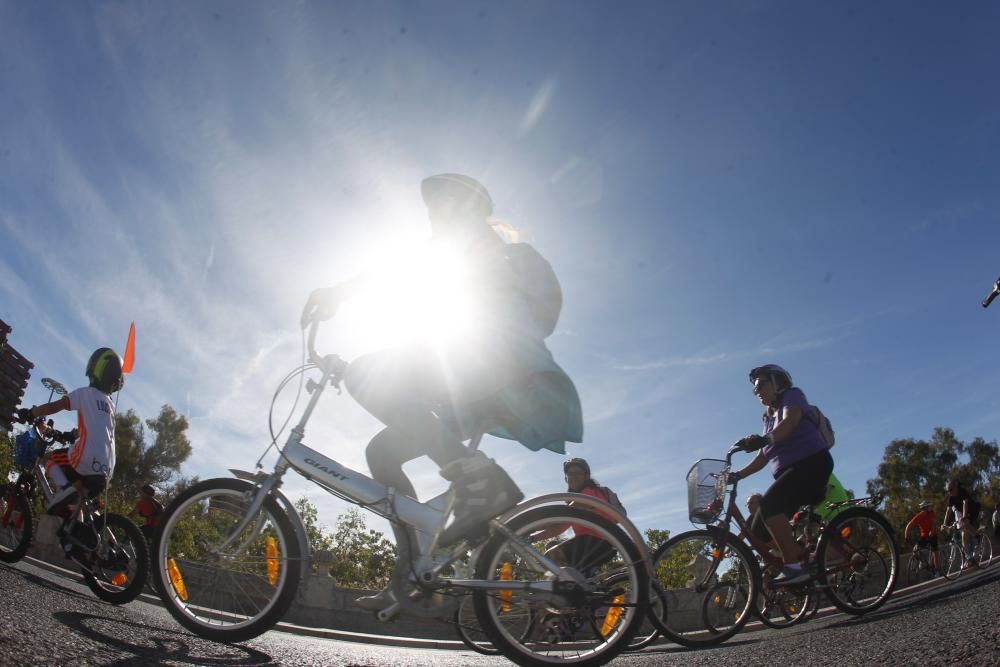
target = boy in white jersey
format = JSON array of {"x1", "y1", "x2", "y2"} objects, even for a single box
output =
[{"x1": 18, "y1": 347, "x2": 123, "y2": 513}]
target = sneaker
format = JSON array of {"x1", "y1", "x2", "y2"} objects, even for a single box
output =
[
  {"x1": 354, "y1": 588, "x2": 396, "y2": 611},
  {"x1": 46, "y1": 485, "x2": 78, "y2": 515},
  {"x1": 438, "y1": 453, "x2": 524, "y2": 546},
  {"x1": 772, "y1": 563, "x2": 810, "y2": 587}
]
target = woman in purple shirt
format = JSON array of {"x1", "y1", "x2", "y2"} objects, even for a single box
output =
[{"x1": 730, "y1": 364, "x2": 833, "y2": 585}]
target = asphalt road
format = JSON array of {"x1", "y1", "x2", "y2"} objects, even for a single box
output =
[{"x1": 1, "y1": 558, "x2": 999, "y2": 666}]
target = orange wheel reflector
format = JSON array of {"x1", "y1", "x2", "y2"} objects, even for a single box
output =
[
  {"x1": 713, "y1": 595, "x2": 722, "y2": 605},
  {"x1": 111, "y1": 573, "x2": 128, "y2": 586},
  {"x1": 168, "y1": 558, "x2": 189, "y2": 601},
  {"x1": 840, "y1": 526, "x2": 852, "y2": 539},
  {"x1": 600, "y1": 594, "x2": 625, "y2": 636},
  {"x1": 499, "y1": 562, "x2": 514, "y2": 612},
  {"x1": 266, "y1": 536, "x2": 280, "y2": 586},
  {"x1": 712, "y1": 549, "x2": 722, "y2": 558}
]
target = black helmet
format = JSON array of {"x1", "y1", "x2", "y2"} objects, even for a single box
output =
[
  {"x1": 86, "y1": 347, "x2": 124, "y2": 394},
  {"x1": 141, "y1": 484, "x2": 156, "y2": 497},
  {"x1": 749, "y1": 364, "x2": 793, "y2": 391},
  {"x1": 563, "y1": 458, "x2": 590, "y2": 477},
  {"x1": 421, "y1": 173, "x2": 494, "y2": 218}
]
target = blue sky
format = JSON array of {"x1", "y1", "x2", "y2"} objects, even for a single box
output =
[{"x1": 2, "y1": 1, "x2": 999, "y2": 540}]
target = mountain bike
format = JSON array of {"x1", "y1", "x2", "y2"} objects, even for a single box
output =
[
  {"x1": 151, "y1": 315, "x2": 650, "y2": 667},
  {"x1": 0, "y1": 416, "x2": 149, "y2": 604},
  {"x1": 649, "y1": 445, "x2": 898, "y2": 647},
  {"x1": 941, "y1": 520, "x2": 993, "y2": 580}
]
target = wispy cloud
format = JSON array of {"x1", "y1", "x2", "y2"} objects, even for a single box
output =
[{"x1": 613, "y1": 352, "x2": 727, "y2": 372}]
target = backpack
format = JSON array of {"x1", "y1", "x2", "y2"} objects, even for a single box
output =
[
  {"x1": 597, "y1": 485, "x2": 628, "y2": 516},
  {"x1": 505, "y1": 243, "x2": 563, "y2": 339},
  {"x1": 808, "y1": 405, "x2": 836, "y2": 449}
]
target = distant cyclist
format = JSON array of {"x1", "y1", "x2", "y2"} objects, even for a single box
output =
[
  {"x1": 942, "y1": 479, "x2": 981, "y2": 558},
  {"x1": 130, "y1": 484, "x2": 163, "y2": 545},
  {"x1": 17, "y1": 348, "x2": 123, "y2": 517},
  {"x1": 730, "y1": 364, "x2": 833, "y2": 586},
  {"x1": 904, "y1": 500, "x2": 940, "y2": 574},
  {"x1": 301, "y1": 174, "x2": 583, "y2": 610},
  {"x1": 535, "y1": 458, "x2": 621, "y2": 569}
]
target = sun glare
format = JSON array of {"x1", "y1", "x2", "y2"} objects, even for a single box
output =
[{"x1": 342, "y1": 240, "x2": 477, "y2": 350}]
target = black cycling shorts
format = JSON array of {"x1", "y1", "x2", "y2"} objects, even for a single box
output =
[
  {"x1": 751, "y1": 449, "x2": 834, "y2": 543},
  {"x1": 916, "y1": 534, "x2": 939, "y2": 551},
  {"x1": 63, "y1": 466, "x2": 107, "y2": 499}
]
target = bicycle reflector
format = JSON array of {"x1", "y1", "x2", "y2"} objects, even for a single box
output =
[
  {"x1": 840, "y1": 526, "x2": 852, "y2": 539},
  {"x1": 499, "y1": 562, "x2": 513, "y2": 612},
  {"x1": 111, "y1": 573, "x2": 128, "y2": 586},
  {"x1": 266, "y1": 536, "x2": 280, "y2": 586},
  {"x1": 600, "y1": 594, "x2": 625, "y2": 637},
  {"x1": 168, "y1": 558, "x2": 189, "y2": 601}
]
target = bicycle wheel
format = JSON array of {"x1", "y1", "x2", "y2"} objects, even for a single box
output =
[
  {"x1": 473, "y1": 505, "x2": 648, "y2": 667},
  {"x1": 153, "y1": 478, "x2": 301, "y2": 642},
  {"x1": 0, "y1": 489, "x2": 32, "y2": 563},
  {"x1": 455, "y1": 593, "x2": 500, "y2": 655},
  {"x1": 816, "y1": 508, "x2": 898, "y2": 615},
  {"x1": 756, "y1": 580, "x2": 813, "y2": 629},
  {"x1": 625, "y1": 580, "x2": 665, "y2": 651},
  {"x1": 84, "y1": 513, "x2": 149, "y2": 605},
  {"x1": 702, "y1": 580, "x2": 750, "y2": 633},
  {"x1": 972, "y1": 532, "x2": 993, "y2": 569},
  {"x1": 648, "y1": 529, "x2": 758, "y2": 648},
  {"x1": 941, "y1": 540, "x2": 964, "y2": 580}
]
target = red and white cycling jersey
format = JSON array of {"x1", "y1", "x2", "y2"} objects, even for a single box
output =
[{"x1": 67, "y1": 386, "x2": 116, "y2": 478}]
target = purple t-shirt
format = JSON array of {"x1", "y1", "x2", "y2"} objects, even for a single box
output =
[{"x1": 761, "y1": 388, "x2": 827, "y2": 476}]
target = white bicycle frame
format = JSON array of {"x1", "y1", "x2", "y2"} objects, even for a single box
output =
[{"x1": 219, "y1": 320, "x2": 650, "y2": 619}]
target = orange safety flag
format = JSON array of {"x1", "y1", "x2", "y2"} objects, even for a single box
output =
[{"x1": 122, "y1": 322, "x2": 136, "y2": 374}]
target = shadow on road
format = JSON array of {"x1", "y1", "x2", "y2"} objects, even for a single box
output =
[{"x1": 52, "y1": 611, "x2": 278, "y2": 666}]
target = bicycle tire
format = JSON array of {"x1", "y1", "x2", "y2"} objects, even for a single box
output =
[
  {"x1": 648, "y1": 528, "x2": 759, "y2": 648},
  {"x1": 942, "y1": 540, "x2": 963, "y2": 580},
  {"x1": 455, "y1": 594, "x2": 500, "y2": 655},
  {"x1": 153, "y1": 478, "x2": 301, "y2": 642},
  {"x1": 972, "y1": 532, "x2": 993, "y2": 569},
  {"x1": 624, "y1": 580, "x2": 665, "y2": 651},
  {"x1": 816, "y1": 507, "x2": 897, "y2": 616},
  {"x1": 84, "y1": 513, "x2": 150, "y2": 605},
  {"x1": 473, "y1": 505, "x2": 648, "y2": 667},
  {"x1": 756, "y1": 583, "x2": 814, "y2": 629},
  {"x1": 0, "y1": 489, "x2": 33, "y2": 563}
]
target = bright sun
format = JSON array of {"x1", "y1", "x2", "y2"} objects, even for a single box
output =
[{"x1": 341, "y1": 240, "x2": 477, "y2": 350}]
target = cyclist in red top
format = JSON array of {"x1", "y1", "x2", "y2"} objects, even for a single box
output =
[
  {"x1": 904, "y1": 500, "x2": 940, "y2": 573},
  {"x1": 538, "y1": 458, "x2": 616, "y2": 571},
  {"x1": 130, "y1": 484, "x2": 163, "y2": 544}
]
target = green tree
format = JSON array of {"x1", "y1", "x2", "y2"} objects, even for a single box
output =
[
  {"x1": 294, "y1": 497, "x2": 335, "y2": 557},
  {"x1": 108, "y1": 405, "x2": 192, "y2": 513},
  {"x1": 644, "y1": 528, "x2": 670, "y2": 552},
  {"x1": 866, "y1": 427, "x2": 1000, "y2": 534},
  {"x1": 326, "y1": 509, "x2": 397, "y2": 589}
]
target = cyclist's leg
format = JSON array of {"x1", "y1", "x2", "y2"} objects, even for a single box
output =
[{"x1": 758, "y1": 451, "x2": 833, "y2": 579}]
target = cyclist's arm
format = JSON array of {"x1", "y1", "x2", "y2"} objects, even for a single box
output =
[
  {"x1": 28, "y1": 396, "x2": 71, "y2": 419},
  {"x1": 904, "y1": 516, "x2": 917, "y2": 541},
  {"x1": 769, "y1": 404, "x2": 803, "y2": 443},
  {"x1": 735, "y1": 451, "x2": 768, "y2": 479}
]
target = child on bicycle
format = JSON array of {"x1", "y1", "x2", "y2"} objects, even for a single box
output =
[
  {"x1": 17, "y1": 348, "x2": 123, "y2": 517},
  {"x1": 904, "y1": 500, "x2": 940, "y2": 574},
  {"x1": 301, "y1": 174, "x2": 583, "y2": 610},
  {"x1": 729, "y1": 364, "x2": 834, "y2": 586}
]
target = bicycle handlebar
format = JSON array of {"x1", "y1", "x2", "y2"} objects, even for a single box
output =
[
  {"x1": 983, "y1": 277, "x2": 1000, "y2": 308},
  {"x1": 305, "y1": 315, "x2": 348, "y2": 380}
]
